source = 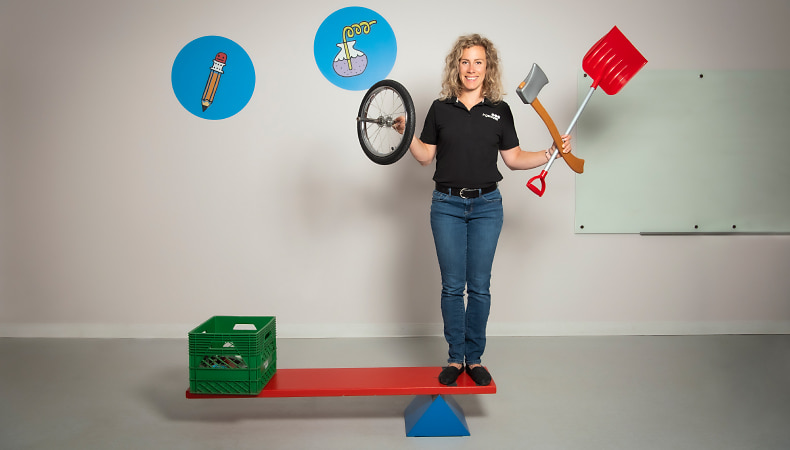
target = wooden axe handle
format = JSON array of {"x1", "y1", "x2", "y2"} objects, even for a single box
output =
[{"x1": 530, "y1": 98, "x2": 585, "y2": 174}]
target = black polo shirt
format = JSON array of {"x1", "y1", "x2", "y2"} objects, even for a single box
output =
[{"x1": 420, "y1": 97, "x2": 519, "y2": 188}]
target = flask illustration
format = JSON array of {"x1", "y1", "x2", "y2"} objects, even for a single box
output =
[
  {"x1": 332, "y1": 21, "x2": 376, "y2": 78},
  {"x1": 333, "y1": 40, "x2": 367, "y2": 77},
  {"x1": 314, "y1": 7, "x2": 396, "y2": 90}
]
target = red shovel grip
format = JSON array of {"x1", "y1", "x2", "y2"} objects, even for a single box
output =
[{"x1": 527, "y1": 170, "x2": 548, "y2": 197}]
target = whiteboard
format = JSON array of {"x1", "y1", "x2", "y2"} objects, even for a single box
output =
[{"x1": 574, "y1": 70, "x2": 790, "y2": 234}]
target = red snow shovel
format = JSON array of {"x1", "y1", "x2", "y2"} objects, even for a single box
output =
[{"x1": 526, "y1": 26, "x2": 647, "y2": 197}]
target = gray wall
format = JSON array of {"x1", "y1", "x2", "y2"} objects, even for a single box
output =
[{"x1": 1, "y1": 0, "x2": 789, "y2": 338}]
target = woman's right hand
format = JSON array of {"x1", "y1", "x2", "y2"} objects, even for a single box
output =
[{"x1": 393, "y1": 116, "x2": 406, "y2": 135}]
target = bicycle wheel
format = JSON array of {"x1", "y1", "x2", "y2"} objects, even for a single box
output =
[{"x1": 356, "y1": 79, "x2": 415, "y2": 165}]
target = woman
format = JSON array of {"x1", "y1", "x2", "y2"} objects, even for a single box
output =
[{"x1": 395, "y1": 34, "x2": 572, "y2": 386}]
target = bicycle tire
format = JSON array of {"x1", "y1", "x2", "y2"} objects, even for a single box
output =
[{"x1": 356, "y1": 79, "x2": 416, "y2": 165}]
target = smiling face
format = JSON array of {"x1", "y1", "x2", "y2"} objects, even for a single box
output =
[{"x1": 458, "y1": 45, "x2": 487, "y2": 95}]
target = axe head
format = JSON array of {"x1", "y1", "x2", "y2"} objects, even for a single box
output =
[{"x1": 516, "y1": 63, "x2": 549, "y2": 104}]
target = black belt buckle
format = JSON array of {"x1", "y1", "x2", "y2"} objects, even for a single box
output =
[{"x1": 459, "y1": 188, "x2": 480, "y2": 199}]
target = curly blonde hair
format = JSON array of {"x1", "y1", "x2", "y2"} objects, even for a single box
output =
[{"x1": 439, "y1": 34, "x2": 505, "y2": 103}]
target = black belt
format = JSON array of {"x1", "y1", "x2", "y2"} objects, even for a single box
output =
[{"x1": 435, "y1": 183, "x2": 497, "y2": 199}]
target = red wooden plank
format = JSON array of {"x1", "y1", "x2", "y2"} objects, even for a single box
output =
[{"x1": 186, "y1": 366, "x2": 496, "y2": 399}]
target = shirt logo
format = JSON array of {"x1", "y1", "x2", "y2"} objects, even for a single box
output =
[{"x1": 482, "y1": 113, "x2": 500, "y2": 121}]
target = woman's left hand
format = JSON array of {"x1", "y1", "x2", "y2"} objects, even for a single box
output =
[{"x1": 547, "y1": 134, "x2": 572, "y2": 159}]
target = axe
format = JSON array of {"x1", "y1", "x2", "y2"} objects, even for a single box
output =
[{"x1": 517, "y1": 64, "x2": 585, "y2": 196}]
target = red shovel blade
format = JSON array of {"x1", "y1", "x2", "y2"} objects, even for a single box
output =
[{"x1": 582, "y1": 26, "x2": 647, "y2": 95}]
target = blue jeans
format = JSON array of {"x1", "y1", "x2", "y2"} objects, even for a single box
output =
[{"x1": 430, "y1": 188, "x2": 503, "y2": 366}]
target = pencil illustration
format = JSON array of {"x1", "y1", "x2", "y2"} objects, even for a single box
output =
[{"x1": 202, "y1": 52, "x2": 227, "y2": 111}]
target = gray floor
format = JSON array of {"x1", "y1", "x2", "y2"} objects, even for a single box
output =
[{"x1": 1, "y1": 335, "x2": 789, "y2": 450}]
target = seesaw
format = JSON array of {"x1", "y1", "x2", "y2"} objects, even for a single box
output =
[
  {"x1": 186, "y1": 316, "x2": 494, "y2": 437},
  {"x1": 186, "y1": 366, "x2": 496, "y2": 437}
]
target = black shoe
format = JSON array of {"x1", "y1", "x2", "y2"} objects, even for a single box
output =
[
  {"x1": 465, "y1": 365, "x2": 492, "y2": 386},
  {"x1": 438, "y1": 365, "x2": 464, "y2": 385}
]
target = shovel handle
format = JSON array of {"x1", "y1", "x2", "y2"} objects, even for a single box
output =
[
  {"x1": 554, "y1": 88, "x2": 598, "y2": 174},
  {"x1": 527, "y1": 170, "x2": 548, "y2": 197}
]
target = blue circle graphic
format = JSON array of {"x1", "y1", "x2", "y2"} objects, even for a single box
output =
[
  {"x1": 172, "y1": 36, "x2": 255, "y2": 120},
  {"x1": 314, "y1": 7, "x2": 397, "y2": 91}
]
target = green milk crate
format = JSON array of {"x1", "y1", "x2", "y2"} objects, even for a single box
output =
[{"x1": 188, "y1": 316, "x2": 276, "y2": 395}]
